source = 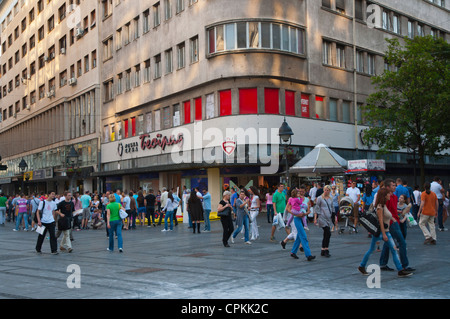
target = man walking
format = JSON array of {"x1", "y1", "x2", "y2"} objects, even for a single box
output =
[
  {"x1": 0, "y1": 193, "x2": 7, "y2": 226},
  {"x1": 345, "y1": 181, "x2": 361, "y2": 230},
  {"x1": 270, "y1": 183, "x2": 290, "y2": 241},
  {"x1": 35, "y1": 192, "x2": 58, "y2": 255},
  {"x1": 144, "y1": 189, "x2": 156, "y2": 227},
  {"x1": 430, "y1": 177, "x2": 447, "y2": 231},
  {"x1": 80, "y1": 191, "x2": 92, "y2": 230},
  {"x1": 56, "y1": 192, "x2": 75, "y2": 253}
]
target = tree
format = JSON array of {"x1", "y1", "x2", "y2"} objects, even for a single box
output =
[{"x1": 362, "y1": 36, "x2": 450, "y2": 187}]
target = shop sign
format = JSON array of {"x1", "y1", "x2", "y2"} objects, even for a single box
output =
[
  {"x1": 347, "y1": 159, "x2": 385, "y2": 172},
  {"x1": 0, "y1": 177, "x2": 11, "y2": 184},
  {"x1": 139, "y1": 133, "x2": 184, "y2": 151}
]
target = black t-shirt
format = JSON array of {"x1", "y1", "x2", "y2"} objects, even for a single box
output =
[
  {"x1": 58, "y1": 200, "x2": 74, "y2": 219},
  {"x1": 144, "y1": 194, "x2": 156, "y2": 207}
]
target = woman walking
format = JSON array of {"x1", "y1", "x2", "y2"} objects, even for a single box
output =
[
  {"x1": 418, "y1": 183, "x2": 438, "y2": 245},
  {"x1": 314, "y1": 185, "x2": 334, "y2": 257},
  {"x1": 248, "y1": 186, "x2": 261, "y2": 241},
  {"x1": 106, "y1": 194, "x2": 124, "y2": 252},
  {"x1": 286, "y1": 188, "x2": 315, "y2": 261},
  {"x1": 161, "y1": 191, "x2": 176, "y2": 232},
  {"x1": 218, "y1": 191, "x2": 234, "y2": 247},
  {"x1": 231, "y1": 190, "x2": 251, "y2": 244},
  {"x1": 266, "y1": 189, "x2": 274, "y2": 223},
  {"x1": 187, "y1": 190, "x2": 204, "y2": 234},
  {"x1": 358, "y1": 188, "x2": 413, "y2": 277}
]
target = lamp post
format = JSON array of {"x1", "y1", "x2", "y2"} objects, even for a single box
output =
[
  {"x1": 279, "y1": 117, "x2": 294, "y2": 189},
  {"x1": 18, "y1": 158, "x2": 28, "y2": 194},
  {"x1": 66, "y1": 146, "x2": 80, "y2": 193}
]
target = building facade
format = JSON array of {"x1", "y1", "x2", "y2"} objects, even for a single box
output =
[
  {"x1": 1, "y1": 0, "x2": 449, "y2": 202},
  {"x1": 0, "y1": 0, "x2": 101, "y2": 195}
]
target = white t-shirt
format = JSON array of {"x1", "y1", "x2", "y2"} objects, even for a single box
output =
[
  {"x1": 38, "y1": 200, "x2": 57, "y2": 223},
  {"x1": 346, "y1": 187, "x2": 361, "y2": 204},
  {"x1": 430, "y1": 181, "x2": 443, "y2": 199},
  {"x1": 413, "y1": 190, "x2": 421, "y2": 205}
]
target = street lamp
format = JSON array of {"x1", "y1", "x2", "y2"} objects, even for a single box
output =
[
  {"x1": 279, "y1": 118, "x2": 294, "y2": 189},
  {"x1": 18, "y1": 158, "x2": 28, "y2": 194},
  {"x1": 66, "y1": 145, "x2": 80, "y2": 192}
]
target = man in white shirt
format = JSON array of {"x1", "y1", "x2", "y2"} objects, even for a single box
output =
[
  {"x1": 35, "y1": 191, "x2": 59, "y2": 255},
  {"x1": 159, "y1": 187, "x2": 168, "y2": 225},
  {"x1": 431, "y1": 177, "x2": 447, "y2": 231},
  {"x1": 346, "y1": 181, "x2": 361, "y2": 229}
]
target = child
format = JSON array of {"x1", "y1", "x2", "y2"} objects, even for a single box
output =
[{"x1": 91, "y1": 209, "x2": 104, "y2": 229}]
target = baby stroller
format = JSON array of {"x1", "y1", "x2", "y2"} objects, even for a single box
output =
[{"x1": 338, "y1": 196, "x2": 358, "y2": 234}]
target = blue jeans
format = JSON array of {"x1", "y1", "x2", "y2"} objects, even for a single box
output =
[
  {"x1": 108, "y1": 219, "x2": 123, "y2": 251},
  {"x1": 361, "y1": 231, "x2": 402, "y2": 271},
  {"x1": 0, "y1": 207, "x2": 6, "y2": 224},
  {"x1": 232, "y1": 214, "x2": 249, "y2": 242},
  {"x1": 15, "y1": 212, "x2": 29, "y2": 230},
  {"x1": 266, "y1": 204, "x2": 274, "y2": 223},
  {"x1": 291, "y1": 217, "x2": 312, "y2": 257},
  {"x1": 203, "y1": 209, "x2": 211, "y2": 231},
  {"x1": 437, "y1": 200, "x2": 444, "y2": 229},
  {"x1": 164, "y1": 210, "x2": 174, "y2": 230},
  {"x1": 380, "y1": 222, "x2": 409, "y2": 269}
]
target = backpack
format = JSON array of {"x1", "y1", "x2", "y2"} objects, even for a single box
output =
[{"x1": 33, "y1": 201, "x2": 45, "y2": 223}]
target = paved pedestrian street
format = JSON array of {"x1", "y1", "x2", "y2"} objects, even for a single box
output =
[{"x1": 0, "y1": 215, "x2": 448, "y2": 302}]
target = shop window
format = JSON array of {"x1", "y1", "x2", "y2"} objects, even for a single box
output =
[
  {"x1": 239, "y1": 88, "x2": 258, "y2": 114},
  {"x1": 124, "y1": 119, "x2": 129, "y2": 138},
  {"x1": 195, "y1": 97, "x2": 202, "y2": 121},
  {"x1": 315, "y1": 96, "x2": 324, "y2": 119},
  {"x1": 131, "y1": 117, "x2": 136, "y2": 136},
  {"x1": 219, "y1": 90, "x2": 232, "y2": 116},
  {"x1": 184, "y1": 100, "x2": 191, "y2": 124},
  {"x1": 285, "y1": 90, "x2": 295, "y2": 116},
  {"x1": 264, "y1": 88, "x2": 279, "y2": 114},
  {"x1": 300, "y1": 94, "x2": 310, "y2": 118}
]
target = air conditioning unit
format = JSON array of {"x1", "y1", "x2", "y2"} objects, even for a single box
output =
[
  {"x1": 13, "y1": 113, "x2": 17, "y2": 119},
  {"x1": 26, "y1": 104, "x2": 30, "y2": 110},
  {"x1": 68, "y1": 77, "x2": 77, "y2": 86},
  {"x1": 44, "y1": 56, "x2": 49, "y2": 62},
  {"x1": 47, "y1": 90, "x2": 55, "y2": 98},
  {"x1": 75, "y1": 28, "x2": 84, "y2": 37},
  {"x1": 50, "y1": 52, "x2": 55, "y2": 59},
  {"x1": 60, "y1": 48, "x2": 66, "y2": 55}
]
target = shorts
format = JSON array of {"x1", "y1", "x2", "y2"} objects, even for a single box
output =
[{"x1": 82, "y1": 207, "x2": 90, "y2": 219}]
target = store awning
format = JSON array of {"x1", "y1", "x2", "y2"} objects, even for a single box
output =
[{"x1": 289, "y1": 144, "x2": 347, "y2": 176}]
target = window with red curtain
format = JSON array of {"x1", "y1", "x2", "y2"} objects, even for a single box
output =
[
  {"x1": 184, "y1": 101, "x2": 191, "y2": 124},
  {"x1": 124, "y1": 119, "x2": 129, "y2": 138},
  {"x1": 285, "y1": 90, "x2": 296, "y2": 116},
  {"x1": 219, "y1": 90, "x2": 232, "y2": 116},
  {"x1": 301, "y1": 93, "x2": 310, "y2": 117},
  {"x1": 239, "y1": 88, "x2": 258, "y2": 114},
  {"x1": 264, "y1": 88, "x2": 279, "y2": 114},
  {"x1": 131, "y1": 117, "x2": 136, "y2": 136},
  {"x1": 195, "y1": 97, "x2": 202, "y2": 121}
]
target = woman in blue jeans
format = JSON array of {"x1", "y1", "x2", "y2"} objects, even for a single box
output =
[
  {"x1": 106, "y1": 194, "x2": 123, "y2": 252},
  {"x1": 231, "y1": 191, "x2": 251, "y2": 244},
  {"x1": 161, "y1": 192, "x2": 177, "y2": 232},
  {"x1": 358, "y1": 188, "x2": 412, "y2": 277}
]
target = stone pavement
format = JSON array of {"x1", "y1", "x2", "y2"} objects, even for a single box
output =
[{"x1": 0, "y1": 214, "x2": 449, "y2": 300}]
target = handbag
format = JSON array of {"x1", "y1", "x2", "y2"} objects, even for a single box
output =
[
  {"x1": 33, "y1": 201, "x2": 45, "y2": 223},
  {"x1": 218, "y1": 201, "x2": 231, "y2": 217},
  {"x1": 358, "y1": 205, "x2": 387, "y2": 237},
  {"x1": 405, "y1": 212, "x2": 417, "y2": 227},
  {"x1": 119, "y1": 209, "x2": 128, "y2": 219}
]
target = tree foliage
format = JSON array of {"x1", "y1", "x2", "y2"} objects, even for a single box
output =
[{"x1": 362, "y1": 36, "x2": 450, "y2": 185}]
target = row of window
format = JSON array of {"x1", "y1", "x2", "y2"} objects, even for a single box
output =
[
  {"x1": 1, "y1": 6, "x2": 96, "y2": 80},
  {"x1": 207, "y1": 21, "x2": 305, "y2": 56},
  {"x1": 103, "y1": 87, "x2": 363, "y2": 143},
  {"x1": 103, "y1": 36, "x2": 199, "y2": 102}
]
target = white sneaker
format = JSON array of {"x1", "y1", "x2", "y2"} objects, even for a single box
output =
[
  {"x1": 245, "y1": 241, "x2": 252, "y2": 245},
  {"x1": 231, "y1": 236, "x2": 234, "y2": 243},
  {"x1": 161, "y1": 229, "x2": 168, "y2": 232}
]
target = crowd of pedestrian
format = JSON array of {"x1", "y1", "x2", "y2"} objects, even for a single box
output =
[{"x1": 0, "y1": 176, "x2": 447, "y2": 275}]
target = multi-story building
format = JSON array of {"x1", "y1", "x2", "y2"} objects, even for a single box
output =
[
  {"x1": 0, "y1": 0, "x2": 101, "y2": 195},
  {"x1": 1, "y1": 0, "x2": 449, "y2": 203},
  {"x1": 96, "y1": 0, "x2": 449, "y2": 205}
]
